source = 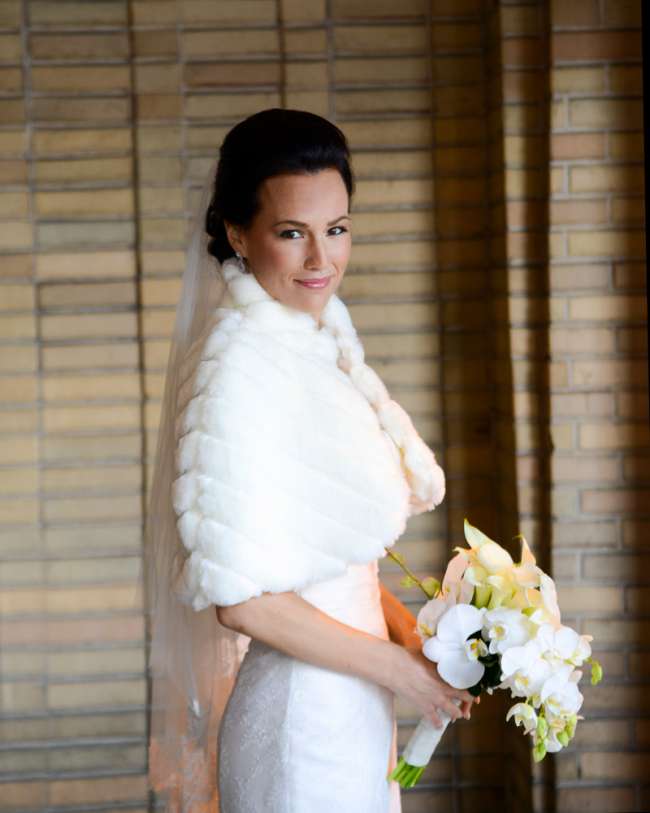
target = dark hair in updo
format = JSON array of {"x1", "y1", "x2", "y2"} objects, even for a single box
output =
[{"x1": 205, "y1": 108, "x2": 355, "y2": 263}]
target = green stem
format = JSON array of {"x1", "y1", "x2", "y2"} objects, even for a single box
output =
[
  {"x1": 388, "y1": 756, "x2": 426, "y2": 788},
  {"x1": 384, "y1": 548, "x2": 432, "y2": 600}
]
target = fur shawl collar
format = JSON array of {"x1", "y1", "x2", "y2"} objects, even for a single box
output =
[{"x1": 172, "y1": 258, "x2": 445, "y2": 610}]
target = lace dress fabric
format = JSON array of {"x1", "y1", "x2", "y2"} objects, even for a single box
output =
[{"x1": 217, "y1": 559, "x2": 402, "y2": 813}]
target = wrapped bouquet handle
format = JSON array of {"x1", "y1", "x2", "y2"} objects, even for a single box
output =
[{"x1": 389, "y1": 698, "x2": 461, "y2": 788}]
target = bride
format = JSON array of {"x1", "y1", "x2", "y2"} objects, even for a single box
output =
[{"x1": 145, "y1": 107, "x2": 476, "y2": 813}]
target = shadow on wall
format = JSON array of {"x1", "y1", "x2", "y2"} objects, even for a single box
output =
[{"x1": 427, "y1": 3, "x2": 532, "y2": 811}]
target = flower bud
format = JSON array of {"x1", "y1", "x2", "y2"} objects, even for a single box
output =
[{"x1": 533, "y1": 739, "x2": 547, "y2": 762}]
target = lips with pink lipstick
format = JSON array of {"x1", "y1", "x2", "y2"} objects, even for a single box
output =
[{"x1": 295, "y1": 274, "x2": 333, "y2": 290}]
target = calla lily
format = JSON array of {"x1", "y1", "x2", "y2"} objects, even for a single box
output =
[
  {"x1": 527, "y1": 573, "x2": 562, "y2": 628},
  {"x1": 416, "y1": 553, "x2": 473, "y2": 641},
  {"x1": 487, "y1": 539, "x2": 543, "y2": 610},
  {"x1": 416, "y1": 594, "x2": 452, "y2": 640},
  {"x1": 478, "y1": 542, "x2": 514, "y2": 572},
  {"x1": 457, "y1": 519, "x2": 543, "y2": 611},
  {"x1": 511, "y1": 535, "x2": 543, "y2": 588},
  {"x1": 422, "y1": 603, "x2": 487, "y2": 689},
  {"x1": 462, "y1": 518, "x2": 496, "y2": 550},
  {"x1": 441, "y1": 551, "x2": 472, "y2": 600}
]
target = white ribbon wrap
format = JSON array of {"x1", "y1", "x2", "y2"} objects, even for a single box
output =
[{"x1": 402, "y1": 699, "x2": 462, "y2": 767}]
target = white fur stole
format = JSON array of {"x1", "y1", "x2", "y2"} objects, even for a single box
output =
[{"x1": 172, "y1": 258, "x2": 445, "y2": 610}]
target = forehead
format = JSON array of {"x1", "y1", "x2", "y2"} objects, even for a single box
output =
[{"x1": 257, "y1": 169, "x2": 348, "y2": 217}]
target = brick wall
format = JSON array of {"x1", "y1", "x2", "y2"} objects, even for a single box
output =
[
  {"x1": 543, "y1": 1, "x2": 647, "y2": 811},
  {"x1": 1, "y1": 1, "x2": 147, "y2": 811},
  {"x1": 0, "y1": 1, "x2": 646, "y2": 811}
]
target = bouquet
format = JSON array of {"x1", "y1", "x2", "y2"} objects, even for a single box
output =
[{"x1": 387, "y1": 518, "x2": 603, "y2": 789}]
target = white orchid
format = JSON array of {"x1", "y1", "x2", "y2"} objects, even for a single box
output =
[
  {"x1": 422, "y1": 603, "x2": 487, "y2": 689},
  {"x1": 536, "y1": 623, "x2": 592, "y2": 667},
  {"x1": 528, "y1": 669, "x2": 584, "y2": 757},
  {"x1": 499, "y1": 638, "x2": 553, "y2": 701},
  {"x1": 543, "y1": 723, "x2": 568, "y2": 753},
  {"x1": 482, "y1": 607, "x2": 534, "y2": 655},
  {"x1": 540, "y1": 668, "x2": 584, "y2": 718},
  {"x1": 506, "y1": 702, "x2": 538, "y2": 735}
]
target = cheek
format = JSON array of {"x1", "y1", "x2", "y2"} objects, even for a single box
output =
[
  {"x1": 249, "y1": 235, "x2": 287, "y2": 273},
  {"x1": 259, "y1": 235, "x2": 298, "y2": 265},
  {"x1": 333, "y1": 235, "x2": 352, "y2": 266},
  {"x1": 250, "y1": 237, "x2": 298, "y2": 292}
]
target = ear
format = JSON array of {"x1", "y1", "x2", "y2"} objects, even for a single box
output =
[{"x1": 223, "y1": 220, "x2": 247, "y2": 257}]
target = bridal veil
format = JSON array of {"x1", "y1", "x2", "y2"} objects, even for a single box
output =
[{"x1": 143, "y1": 154, "x2": 248, "y2": 811}]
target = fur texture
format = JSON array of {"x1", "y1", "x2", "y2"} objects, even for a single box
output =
[{"x1": 172, "y1": 258, "x2": 446, "y2": 610}]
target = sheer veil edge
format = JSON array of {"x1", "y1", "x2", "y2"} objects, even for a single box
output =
[{"x1": 140, "y1": 154, "x2": 249, "y2": 812}]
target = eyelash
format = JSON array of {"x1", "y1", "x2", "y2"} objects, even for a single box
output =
[{"x1": 279, "y1": 226, "x2": 349, "y2": 239}]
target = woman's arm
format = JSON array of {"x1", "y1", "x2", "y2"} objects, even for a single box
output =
[
  {"x1": 216, "y1": 591, "x2": 473, "y2": 727},
  {"x1": 379, "y1": 580, "x2": 422, "y2": 649}
]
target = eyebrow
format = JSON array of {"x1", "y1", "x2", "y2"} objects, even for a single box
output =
[{"x1": 272, "y1": 215, "x2": 351, "y2": 227}]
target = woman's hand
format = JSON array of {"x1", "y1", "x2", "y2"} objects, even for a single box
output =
[
  {"x1": 389, "y1": 644, "x2": 477, "y2": 728},
  {"x1": 378, "y1": 581, "x2": 478, "y2": 724}
]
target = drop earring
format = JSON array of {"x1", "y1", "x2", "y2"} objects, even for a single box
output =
[{"x1": 234, "y1": 251, "x2": 248, "y2": 274}]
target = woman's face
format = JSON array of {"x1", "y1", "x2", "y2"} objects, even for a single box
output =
[{"x1": 225, "y1": 168, "x2": 352, "y2": 324}]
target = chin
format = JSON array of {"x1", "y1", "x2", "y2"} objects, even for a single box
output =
[{"x1": 296, "y1": 297, "x2": 329, "y2": 315}]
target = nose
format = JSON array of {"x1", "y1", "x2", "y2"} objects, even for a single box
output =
[{"x1": 305, "y1": 234, "x2": 328, "y2": 269}]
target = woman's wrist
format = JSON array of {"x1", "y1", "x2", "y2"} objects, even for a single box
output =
[{"x1": 382, "y1": 638, "x2": 413, "y2": 695}]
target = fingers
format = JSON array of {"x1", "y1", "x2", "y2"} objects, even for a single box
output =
[
  {"x1": 451, "y1": 690, "x2": 477, "y2": 712},
  {"x1": 455, "y1": 690, "x2": 481, "y2": 719},
  {"x1": 442, "y1": 697, "x2": 464, "y2": 722},
  {"x1": 429, "y1": 692, "x2": 481, "y2": 727}
]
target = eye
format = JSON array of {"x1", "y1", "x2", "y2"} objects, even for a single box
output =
[{"x1": 278, "y1": 225, "x2": 349, "y2": 239}]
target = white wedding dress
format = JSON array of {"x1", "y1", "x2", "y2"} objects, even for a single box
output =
[{"x1": 217, "y1": 558, "x2": 402, "y2": 813}]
